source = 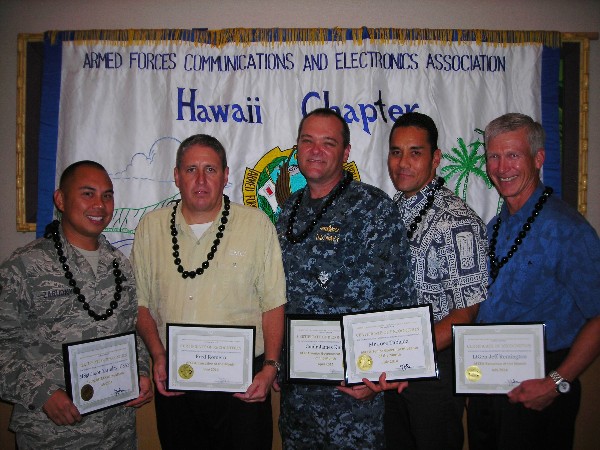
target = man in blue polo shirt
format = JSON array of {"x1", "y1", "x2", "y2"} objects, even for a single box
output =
[{"x1": 468, "y1": 113, "x2": 600, "y2": 450}]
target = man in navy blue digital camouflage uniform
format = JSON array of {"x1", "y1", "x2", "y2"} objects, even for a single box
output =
[{"x1": 276, "y1": 108, "x2": 415, "y2": 449}]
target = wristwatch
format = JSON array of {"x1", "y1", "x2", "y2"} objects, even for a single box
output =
[
  {"x1": 263, "y1": 359, "x2": 282, "y2": 373},
  {"x1": 548, "y1": 370, "x2": 571, "y2": 394}
]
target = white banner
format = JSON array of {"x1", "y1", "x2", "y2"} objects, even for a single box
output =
[{"x1": 56, "y1": 38, "x2": 542, "y2": 254}]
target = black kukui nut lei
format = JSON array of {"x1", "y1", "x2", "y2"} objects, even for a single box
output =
[
  {"x1": 285, "y1": 171, "x2": 352, "y2": 244},
  {"x1": 170, "y1": 195, "x2": 230, "y2": 279},
  {"x1": 44, "y1": 220, "x2": 122, "y2": 321},
  {"x1": 406, "y1": 177, "x2": 444, "y2": 239},
  {"x1": 489, "y1": 186, "x2": 553, "y2": 280}
]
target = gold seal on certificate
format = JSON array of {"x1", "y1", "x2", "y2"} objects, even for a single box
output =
[
  {"x1": 453, "y1": 323, "x2": 546, "y2": 394},
  {"x1": 465, "y1": 365, "x2": 481, "y2": 382},
  {"x1": 178, "y1": 363, "x2": 194, "y2": 380},
  {"x1": 62, "y1": 331, "x2": 140, "y2": 415},
  {"x1": 167, "y1": 324, "x2": 256, "y2": 392},
  {"x1": 80, "y1": 384, "x2": 94, "y2": 401},
  {"x1": 357, "y1": 353, "x2": 373, "y2": 371},
  {"x1": 286, "y1": 307, "x2": 438, "y2": 385},
  {"x1": 342, "y1": 305, "x2": 438, "y2": 385}
]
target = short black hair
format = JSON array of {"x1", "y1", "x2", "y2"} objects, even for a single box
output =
[
  {"x1": 389, "y1": 112, "x2": 438, "y2": 153},
  {"x1": 297, "y1": 108, "x2": 350, "y2": 148},
  {"x1": 59, "y1": 160, "x2": 108, "y2": 189}
]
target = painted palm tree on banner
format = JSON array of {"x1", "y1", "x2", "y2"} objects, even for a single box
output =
[{"x1": 441, "y1": 128, "x2": 492, "y2": 202}]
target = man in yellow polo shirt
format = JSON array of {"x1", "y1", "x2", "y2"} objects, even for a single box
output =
[{"x1": 132, "y1": 134, "x2": 286, "y2": 450}]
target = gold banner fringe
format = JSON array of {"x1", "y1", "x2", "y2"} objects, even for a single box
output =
[{"x1": 48, "y1": 28, "x2": 562, "y2": 48}]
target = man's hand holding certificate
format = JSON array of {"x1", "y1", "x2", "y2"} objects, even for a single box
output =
[
  {"x1": 285, "y1": 306, "x2": 438, "y2": 386},
  {"x1": 453, "y1": 323, "x2": 546, "y2": 394},
  {"x1": 342, "y1": 306, "x2": 438, "y2": 385},
  {"x1": 62, "y1": 332, "x2": 140, "y2": 415},
  {"x1": 166, "y1": 324, "x2": 255, "y2": 393}
]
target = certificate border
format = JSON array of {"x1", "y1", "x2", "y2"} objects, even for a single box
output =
[
  {"x1": 452, "y1": 322, "x2": 546, "y2": 395},
  {"x1": 341, "y1": 305, "x2": 439, "y2": 386},
  {"x1": 284, "y1": 314, "x2": 344, "y2": 385},
  {"x1": 62, "y1": 331, "x2": 140, "y2": 416},
  {"x1": 166, "y1": 323, "x2": 256, "y2": 392}
]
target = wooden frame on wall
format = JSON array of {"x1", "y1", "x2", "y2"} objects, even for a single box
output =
[
  {"x1": 561, "y1": 33, "x2": 592, "y2": 216},
  {"x1": 16, "y1": 33, "x2": 43, "y2": 232},
  {"x1": 14, "y1": 32, "x2": 594, "y2": 231}
]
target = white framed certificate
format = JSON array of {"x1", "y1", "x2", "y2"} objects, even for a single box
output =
[
  {"x1": 62, "y1": 331, "x2": 140, "y2": 415},
  {"x1": 285, "y1": 314, "x2": 344, "y2": 384},
  {"x1": 166, "y1": 324, "x2": 255, "y2": 392},
  {"x1": 342, "y1": 305, "x2": 438, "y2": 385},
  {"x1": 453, "y1": 323, "x2": 546, "y2": 394}
]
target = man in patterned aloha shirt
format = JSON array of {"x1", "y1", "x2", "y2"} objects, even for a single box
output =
[{"x1": 385, "y1": 112, "x2": 488, "y2": 450}]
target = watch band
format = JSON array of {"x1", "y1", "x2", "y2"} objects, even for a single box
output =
[
  {"x1": 263, "y1": 359, "x2": 282, "y2": 372},
  {"x1": 548, "y1": 370, "x2": 565, "y2": 384},
  {"x1": 548, "y1": 370, "x2": 571, "y2": 394}
]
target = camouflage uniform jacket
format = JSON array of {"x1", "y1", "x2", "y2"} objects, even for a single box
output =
[
  {"x1": 0, "y1": 226, "x2": 149, "y2": 449},
  {"x1": 276, "y1": 176, "x2": 415, "y2": 449},
  {"x1": 277, "y1": 177, "x2": 415, "y2": 316}
]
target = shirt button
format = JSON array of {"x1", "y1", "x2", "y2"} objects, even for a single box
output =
[
  {"x1": 188, "y1": 295, "x2": 193, "y2": 301},
  {"x1": 28, "y1": 404, "x2": 36, "y2": 411}
]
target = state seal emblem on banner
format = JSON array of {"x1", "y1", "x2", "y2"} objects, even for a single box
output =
[{"x1": 243, "y1": 146, "x2": 360, "y2": 224}]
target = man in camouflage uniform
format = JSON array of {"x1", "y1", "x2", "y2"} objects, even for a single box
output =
[
  {"x1": 276, "y1": 108, "x2": 415, "y2": 449},
  {"x1": 0, "y1": 161, "x2": 152, "y2": 449}
]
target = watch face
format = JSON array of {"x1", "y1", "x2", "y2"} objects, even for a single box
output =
[{"x1": 558, "y1": 380, "x2": 571, "y2": 394}]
